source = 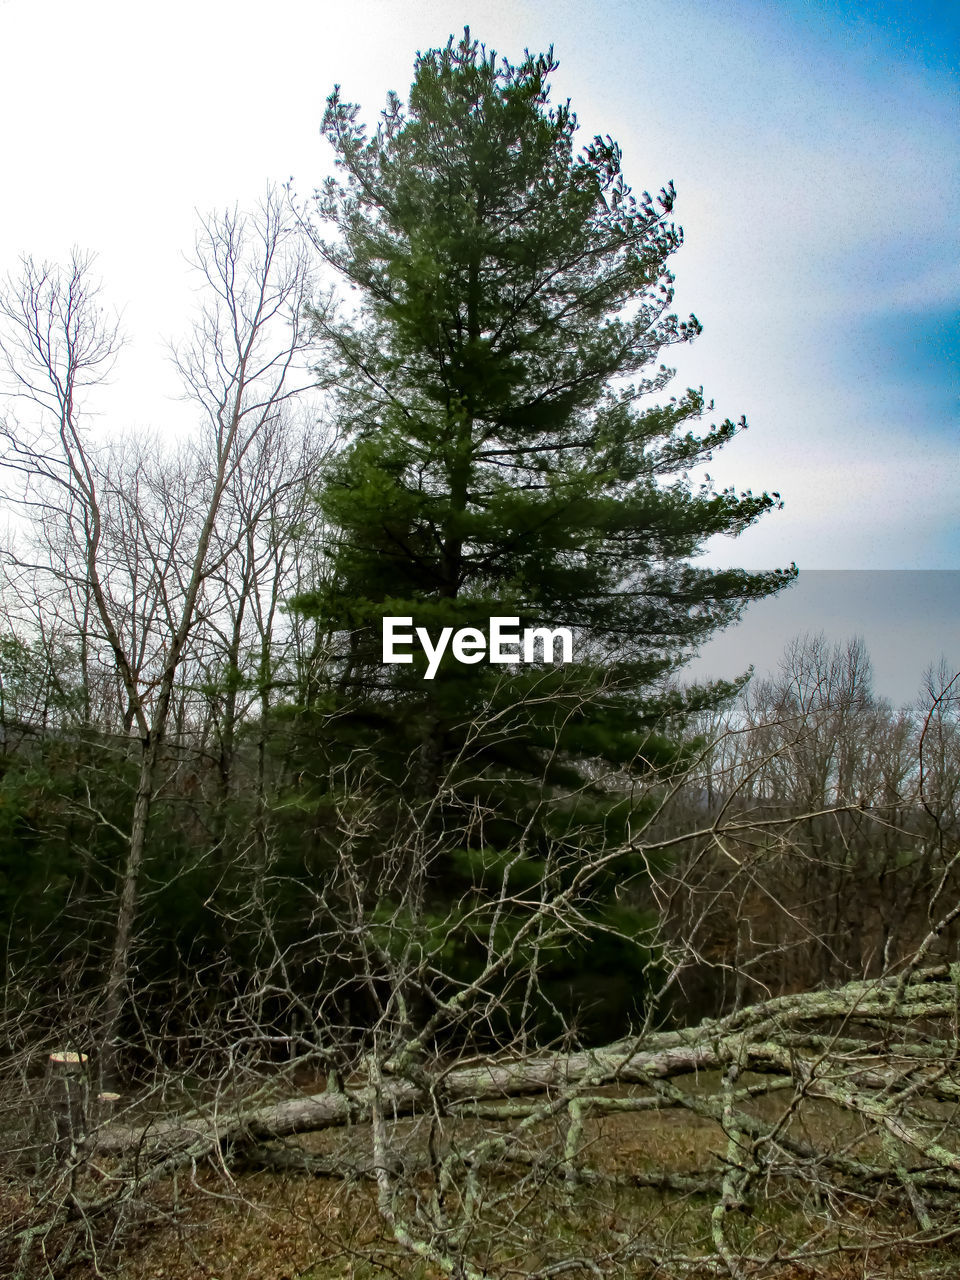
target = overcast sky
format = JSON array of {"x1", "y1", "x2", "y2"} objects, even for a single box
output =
[{"x1": 0, "y1": 0, "x2": 956, "y2": 699}]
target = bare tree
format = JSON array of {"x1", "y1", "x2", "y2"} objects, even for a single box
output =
[{"x1": 0, "y1": 191, "x2": 313, "y2": 1081}]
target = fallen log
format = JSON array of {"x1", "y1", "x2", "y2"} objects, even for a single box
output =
[
  {"x1": 91, "y1": 1037, "x2": 719, "y2": 1158},
  {"x1": 87, "y1": 965, "x2": 960, "y2": 1163}
]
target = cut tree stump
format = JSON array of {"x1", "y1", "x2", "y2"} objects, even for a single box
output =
[{"x1": 40, "y1": 1050, "x2": 90, "y2": 1168}]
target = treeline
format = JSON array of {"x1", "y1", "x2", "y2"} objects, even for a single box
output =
[
  {"x1": 1, "y1": 601, "x2": 956, "y2": 1054},
  {"x1": 657, "y1": 637, "x2": 960, "y2": 1020}
]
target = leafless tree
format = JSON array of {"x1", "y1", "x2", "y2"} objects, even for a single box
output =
[{"x1": 0, "y1": 191, "x2": 314, "y2": 1082}]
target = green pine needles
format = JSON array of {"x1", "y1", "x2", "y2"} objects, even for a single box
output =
[
  {"x1": 298, "y1": 29, "x2": 792, "y2": 784},
  {"x1": 291, "y1": 30, "x2": 796, "y2": 1039}
]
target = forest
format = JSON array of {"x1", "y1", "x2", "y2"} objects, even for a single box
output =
[{"x1": 0, "y1": 32, "x2": 958, "y2": 1280}]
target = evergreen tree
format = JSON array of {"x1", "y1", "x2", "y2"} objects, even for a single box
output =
[
  {"x1": 300, "y1": 30, "x2": 792, "y2": 790},
  {"x1": 293, "y1": 32, "x2": 796, "y2": 1037}
]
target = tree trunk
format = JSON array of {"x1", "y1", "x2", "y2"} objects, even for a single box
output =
[{"x1": 99, "y1": 734, "x2": 159, "y2": 1087}]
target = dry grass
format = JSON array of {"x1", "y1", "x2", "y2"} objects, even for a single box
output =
[{"x1": 48, "y1": 1081, "x2": 959, "y2": 1280}]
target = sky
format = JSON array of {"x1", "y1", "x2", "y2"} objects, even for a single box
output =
[
  {"x1": 685, "y1": 570, "x2": 958, "y2": 708},
  {"x1": 0, "y1": 0, "x2": 956, "y2": 702}
]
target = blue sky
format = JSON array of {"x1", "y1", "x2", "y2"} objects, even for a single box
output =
[
  {"x1": 0, "y1": 0, "x2": 956, "y2": 690},
  {"x1": 687, "y1": 570, "x2": 959, "y2": 707}
]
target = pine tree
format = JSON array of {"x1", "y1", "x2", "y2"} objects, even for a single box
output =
[
  {"x1": 301, "y1": 29, "x2": 791, "y2": 783},
  {"x1": 294, "y1": 31, "x2": 795, "y2": 1037}
]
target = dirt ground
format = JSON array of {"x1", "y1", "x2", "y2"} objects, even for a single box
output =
[{"x1": 60, "y1": 1088, "x2": 959, "y2": 1280}]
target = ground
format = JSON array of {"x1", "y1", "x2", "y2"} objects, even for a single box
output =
[{"x1": 56, "y1": 1078, "x2": 959, "y2": 1280}]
